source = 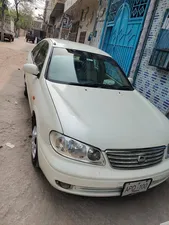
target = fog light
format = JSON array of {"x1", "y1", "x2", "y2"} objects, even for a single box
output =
[{"x1": 56, "y1": 181, "x2": 72, "y2": 189}]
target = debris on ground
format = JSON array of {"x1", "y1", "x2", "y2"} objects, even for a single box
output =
[
  {"x1": 5, "y1": 143, "x2": 15, "y2": 149},
  {"x1": 15, "y1": 101, "x2": 18, "y2": 105},
  {"x1": 0, "y1": 145, "x2": 3, "y2": 149}
]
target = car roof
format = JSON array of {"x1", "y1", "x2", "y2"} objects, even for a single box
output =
[{"x1": 48, "y1": 38, "x2": 110, "y2": 57}]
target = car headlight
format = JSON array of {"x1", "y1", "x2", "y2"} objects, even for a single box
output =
[{"x1": 50, "y1": 131, "x2": 105, "y2": 166}]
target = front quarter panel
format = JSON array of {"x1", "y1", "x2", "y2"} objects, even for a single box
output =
[
  {"x1": 29, "y1": 43, "x2": 63, "y2": 146},
  {"x1": 32, "y1": 77, "x2": 63, "y2": 146}
]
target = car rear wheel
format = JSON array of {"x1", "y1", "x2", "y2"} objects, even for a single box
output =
[{"x1": 31, "y1": 121, "x2": 39, "y2": 168}]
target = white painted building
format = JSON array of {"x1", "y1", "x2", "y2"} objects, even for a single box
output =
[
  {"x1": 63, "y1": 0, "x2": 99, "y2": 43},
  {"x1": 33, "y1": 19, "x2": 43, "y2": 30},
  {"x1": 45, "y1": 0, "x2": 106, "y2": 44},
  {"x1": 44, "y1": 0, "x2": 65, "y2": 37}
]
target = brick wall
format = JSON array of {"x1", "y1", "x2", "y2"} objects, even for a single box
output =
[{"x1": 135, "y1": 0, "x2": 169, "y2": 115}]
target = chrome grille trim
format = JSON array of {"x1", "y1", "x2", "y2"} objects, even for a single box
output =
[{"x1": 106, "y1": 146, "x2": 166, "y2": 170}]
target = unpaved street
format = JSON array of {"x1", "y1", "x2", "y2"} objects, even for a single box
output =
[{"x1": 1, "y1": 38, "x2": 169, "y2": 225}]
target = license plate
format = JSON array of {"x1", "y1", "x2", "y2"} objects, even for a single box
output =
[{"x1": 121, "y1": 179, "x2": 152, "y2": 197}]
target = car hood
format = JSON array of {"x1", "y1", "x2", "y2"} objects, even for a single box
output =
[{"x1": 46, "y1": 81, "x2": 169, "y2": 150}]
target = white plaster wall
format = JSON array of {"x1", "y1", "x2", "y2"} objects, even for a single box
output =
[
  {"x1": 76, "y1": 1, "x2": 98, "y2": 44},
  {"x1": 90, "y1": 0, "x2": 108, "y2": 47}
]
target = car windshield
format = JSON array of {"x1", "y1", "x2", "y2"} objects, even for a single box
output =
[{"x1": 47, "y1": 48, "x2": 133, "y2": 91}]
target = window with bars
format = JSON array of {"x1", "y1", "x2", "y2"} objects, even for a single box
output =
[{"x1": 149, "y1": 9, "x2": 169, "y2": 71}]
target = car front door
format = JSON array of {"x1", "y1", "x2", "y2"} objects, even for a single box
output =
[{"x1": 26, "y1": 41, "x2": 49, "y2": 112}]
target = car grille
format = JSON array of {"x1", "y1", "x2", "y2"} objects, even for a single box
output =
[{"x1": 106, "y1": 146, "x2": 166, "y2": 170}]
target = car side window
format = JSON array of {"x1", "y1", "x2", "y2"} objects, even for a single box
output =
[
  {"x1": 31, "y1": 41, "x2": 44, "y2": 60},
  {"x1": 32, "y1": 41, "x2": 44, "y2": 60},
  {"x1": 32, "y1": 41, "x2": 45, "y2": 60},
  {"x1": 34, "y1": 42, "x2": 49, "y2": 73}
]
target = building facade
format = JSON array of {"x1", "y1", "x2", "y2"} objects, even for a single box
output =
[
  {"x1": 44, "y1": 0, "x2": 65, "y2": 38},
  {"x1": 33, "y1": 19, "x2": 43, "y2": 30},
  {"x1": 62, "y1": 0, "x2": 99, "y2": 43},
  {"x1": 134, "y1": 0, "x2": 169, "y2": 115},
  {"x1": 44, "y1": 0, "x2": 107, "y2": 44},
  {"x1": 99, "y1": 0, "x2": 151, "y2": 76},
  {"x1": 89, "y1": 0, "x2": 108, "y2": 47}
]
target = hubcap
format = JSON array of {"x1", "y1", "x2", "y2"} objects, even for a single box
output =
[{"x1": 32, "y1": 126, "x2": 37, "y2": 159}]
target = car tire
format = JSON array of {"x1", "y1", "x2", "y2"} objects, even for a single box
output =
[
  {"x1": 31, "y1": 117, "x2": 39, "y2": 168},
  {"x1": 24, "y1": 83, "x2": 28, "y2": 98}
]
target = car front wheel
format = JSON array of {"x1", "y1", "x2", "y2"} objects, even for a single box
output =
[
  {"x1": 31, "y1": 122, "x2": 39, "y2": 168},
  {"x1": 24, "y1": 85, "x2": 28, "y2": 98}
]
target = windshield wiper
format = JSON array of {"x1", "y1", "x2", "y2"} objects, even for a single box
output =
[
  {"x1": 97, "y1": 84, "x2": 133, "y2": 90},
  {"x1": 67, "y1": 82, "x2": 133, "y2": 90},
  {"x1": 118, "y1": 86, "x2": 133, "y2": 90},
  {"x1": 68, "y1": 82, "x2": 100, "y2": 88}
]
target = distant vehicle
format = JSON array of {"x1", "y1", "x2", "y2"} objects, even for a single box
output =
[
  {"x1": 0, "y1": 18, "x2": 15, "y2": 42},
  {"x1": 26, "y1": 31, "x2": 35, "y2": 43},
  {"x1": 23, "y1": 39, "x2": 169, "y2": 197},
  {"x1": 26, "y1": 29, "x2": 46, "y2": 43},
  {"x1": 166, "y1": 112, "x2": 169, "y2": 119}
]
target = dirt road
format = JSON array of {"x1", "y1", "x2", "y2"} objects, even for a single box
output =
[{"x1": 1, "y1": 38, "x2": 169, "y2": 225}]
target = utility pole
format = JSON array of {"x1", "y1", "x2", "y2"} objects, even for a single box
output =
[{"x1": 0, "y1": 0, "x2": 5, "y2": 41}]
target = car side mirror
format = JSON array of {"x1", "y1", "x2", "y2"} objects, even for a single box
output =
[
  {"x1": 23, "y1": 63, "x2": 39, "y2": 76},
  {"x1": 128, "y1": 77, "x2": 133, "y2": 85}
]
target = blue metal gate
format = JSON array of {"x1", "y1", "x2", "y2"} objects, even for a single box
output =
[{"x1": 101, "y1": 0, "x2": 150, "y2": 76}]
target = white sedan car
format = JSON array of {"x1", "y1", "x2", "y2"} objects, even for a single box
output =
[{"x1": 23, "y1": 39, "x2": 169, "y2": 197}]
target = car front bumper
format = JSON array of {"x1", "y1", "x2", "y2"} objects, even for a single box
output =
[{"x1": 38, "y1": 140, "x2": 169, "y2": 197}]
